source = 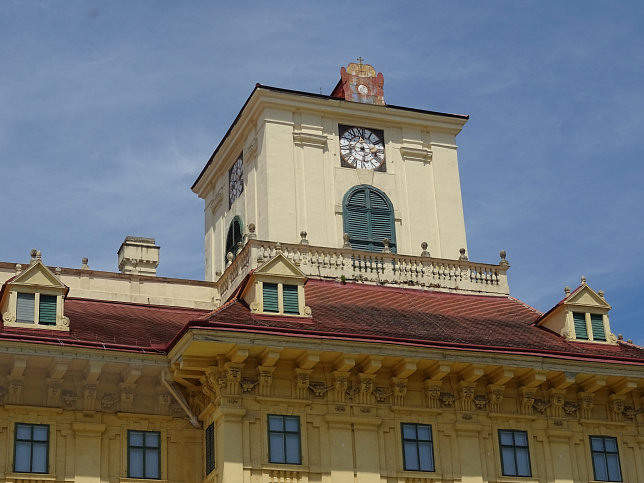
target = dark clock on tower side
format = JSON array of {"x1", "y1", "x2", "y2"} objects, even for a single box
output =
[
  {"x1": 339, "y1": 125, "x2": 385, "y2": 171},
  {"x1": 229, "y1": 154, "x2": 243, "y2": 207}
]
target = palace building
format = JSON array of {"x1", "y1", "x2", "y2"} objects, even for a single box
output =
[{"x1": 1, "y1": 62, "x2": 643, "y2": 483}]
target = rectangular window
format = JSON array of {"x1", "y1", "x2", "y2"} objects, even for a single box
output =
[
  {"x1": 591, "y1": 314, "x2": 606, "y2": 341},
  {"x1": 401, "y1": 423, "x2": 434, "y2": 472},
  {"x1": 282, "y1": 285, "x2": 299, "y2": 314},
  {"x1": 128, "y1": 430, "x2": 160, "y2": 479},
  {"x1": 38, "y1": 295, "x2": 57, "y2": 325},
  {"x1": 268, "y1": 414, "x2": 301, "y2": 464},
  {"x1": 573, "y1": 312, "x2": 588, "y2": 340},
  {"x1": 16, "y1": 293, "x2": 35, "y2": 323},
  {"x1": 263, "y1": 283, "x2": 279, "y2": 313},
  {"x1": 499, "y1": 430, "x2": 531, "y2": 477},
  {"x1": 205, "y1": 423, "x2": 215, "y2": 474},
  {"x1": 590, "y1": 436, "x2": 622, "y2": 481},
  {"x1": 14, "y1": 423, "x2": 49, "y2": 474}
]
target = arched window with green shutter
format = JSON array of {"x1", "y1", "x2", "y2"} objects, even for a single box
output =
[
  {"x1": 343, "y1": 185, "x2": 396, "y2": 253},
  {"x1": 225, "y1": 216, "x2": 244, "y2": 259}
]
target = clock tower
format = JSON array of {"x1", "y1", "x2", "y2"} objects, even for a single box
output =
[{"x1": 193, "y1": 62, "x2": 470, "y2": 281}]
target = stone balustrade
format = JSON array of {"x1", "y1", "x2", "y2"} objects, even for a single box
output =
[{"x1": 217, "y1": 239, "x2": 510, "y2": 304}]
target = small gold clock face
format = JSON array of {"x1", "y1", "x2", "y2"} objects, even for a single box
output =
[
  {"x1": 339, "y1": 125, "x2": 385, "y2": 170},
  {"x1": 229, "y1": 154, "x2": 243, "y2": 207}
]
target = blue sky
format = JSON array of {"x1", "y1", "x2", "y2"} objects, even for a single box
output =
[{"x1": 2, "y1": 1, "x2": 643, "y2": 344}]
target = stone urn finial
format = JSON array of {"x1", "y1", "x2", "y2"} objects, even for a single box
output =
[
  {"x1": 421, "y1": 242, "x2": 430, "y2": 257},
  {"x1": 499, "y1": 250, "x2": 509, "y2": 266},
  {"x1": 247, "y1": 223, "x2": 257, "y2": 240},
  {"x1": 300, "y1": 231, "x2": 309, "y2": 245},
  {"x1": 343, "y1": 233, "x2": 351, "y2": 249},
  {"x1": 458, "y1": 248, "x2": 468, "y2": 261},
  {"x1": 383, "y1": 238, "x2": 391, "y2": 253},
  {"x1": 81, "y1": 257, "x2": 89, "y2": 270}
]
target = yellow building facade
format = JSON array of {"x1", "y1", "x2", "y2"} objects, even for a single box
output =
[{"x1": 1, "y1": 63, "x2": 643, "y2": 483}]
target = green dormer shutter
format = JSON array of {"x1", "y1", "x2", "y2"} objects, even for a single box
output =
[
  {"x1": 590, "y1": 314, "x2": 606, "y2": 341},
  {"x1": 263, "y1": 283, "x2": 278, "y2": 313},
  {"x1": 39, "y1": 295, "x2": 57, "y2": 325},
  {"x1": 282, "y1": 285, "x2": 299, "y2": 314},
  {"x1": 573, "y1": 312, "x2": 588, "y2": 340}
]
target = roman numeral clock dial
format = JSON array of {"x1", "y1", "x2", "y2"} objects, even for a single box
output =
[{"x1": 339, "y1": 125, "x2": 385, "y2": 171}]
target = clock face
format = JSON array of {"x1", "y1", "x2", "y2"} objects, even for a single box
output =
[
  {"x1": 339, "y1": 125, "x2": 385, "y2": 170},
  {"x1": 229, "y1": 154, "x2": 243, "y2": 207}
]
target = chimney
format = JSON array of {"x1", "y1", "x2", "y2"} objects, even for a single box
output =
[{"x1": 117, "y1": 236, "x2": 160, "y2": 276}]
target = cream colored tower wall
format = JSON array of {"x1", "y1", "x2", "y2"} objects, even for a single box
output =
[{"x1": 197, "y1": 90, "x2": 470, "y2": 280}]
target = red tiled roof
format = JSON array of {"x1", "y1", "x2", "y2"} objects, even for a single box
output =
[
  {"x1": 0, "y1": 298, "x2": 210, "y2": 353},
  {"x1": 2, "y1": 281, "x2": 643, "y2": 363},
  {"x1": 192, "y1": 279, "x2": 644, "y2": 363}
]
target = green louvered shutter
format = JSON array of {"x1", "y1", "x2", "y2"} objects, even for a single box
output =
[
  {"x1": 205, "y1": 423, "x2": 215, "y2": 474},
  {"x1": 283, "y1": 285, "x2": 299, "y2": 314},
  {"x1": 369, "y1": 189, "x2": 395, "y2": 252},
  {"x1": 345, "y1": 189, "x2": 370, "y2": 250},
  {"x1": 590, "y1": 314, "x2": 606, "y2": 341},
  {"x1": 343, "y1": 186, "x2": 396, "y2": 252},
  {"x1": 263, "y1": 283, "x2": 278, "y2": 313},
  {"x1": 16, "y1": 293, "x2": 35, "y2": 323},
  {"x1": 573, "y1": 312, "x2": 588, "y2": 340},
  {"x1": 38, "y1": 295, "x2": 57, "y2": 325}
]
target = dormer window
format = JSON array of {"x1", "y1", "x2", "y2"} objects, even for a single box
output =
[
  {"x1": 242, "y1": 253, "x2": 311, "y2": 317},
  {"x1": 1, "y1": 255, "x2": 70, "y2": 332},
  {"x1": 535, "y1": 279, "x2": 616, "y2": 344}
]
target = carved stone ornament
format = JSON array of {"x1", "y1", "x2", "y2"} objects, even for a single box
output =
[
  {"x1": 373, "y1": 387, "x2": 391, "y2": 403},
  {"x1": 391, "y1": 378, "x2": 408, "y2": 406},
  {"x1": 2, "y1": 312, "x2": 15, "y2": 323},
  {"x1": 101, "y1": 393, "x2": 117, "y2": 410},
  {"x1": 308, "y1": 382, "x2": 333, "y2": 398},
  {"x1": 532, "y1": 399, "x2": 551, "y2": 415},
  {"x1": 439, "y1": 392, "x2": 455, "y2": 408},
  {"x1": 240, "y1": 377, "x2": 258, "y2": 393},
  {"x1": 425, "y1": 382, "x2": 442, "y2": 409},
  {"x1": 563, "y1": 401, "x2": 579, "y2": 416},
  {"x1": 622, "y1": 406, "x2": 643, "y2": 421},
  {"x1": 519, "y1": 388, "x2": 536, "y2": 415},
  {"x1": 474, "y1": 394, "x2": 489, "y2": 410}
]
